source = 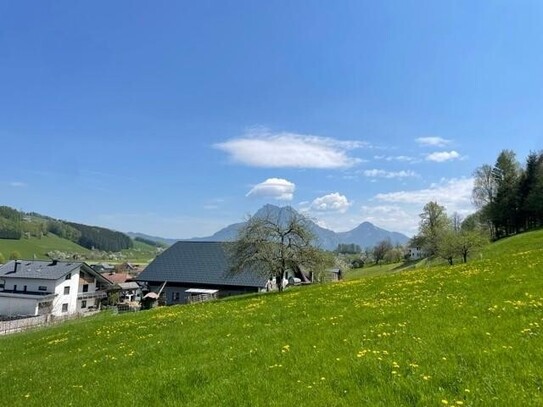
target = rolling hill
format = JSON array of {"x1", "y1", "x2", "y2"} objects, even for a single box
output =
[
  {"x1": 1, "y1": 229, "x2": 541, "y2": 405},
  {"x1": 0, "y1": 233, "x2": 92, "y2": 260}
]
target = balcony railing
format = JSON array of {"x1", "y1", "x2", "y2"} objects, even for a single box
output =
[{"x1": 77, "y1": 290, "x2": 107, "y2": 300}]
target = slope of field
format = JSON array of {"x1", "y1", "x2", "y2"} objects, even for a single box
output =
[
  {"x1": 0, "y1": 231, "x2": 542, "y2": 405},
  {"x1": 0, "y1": 236, "x2": 158, "y2": 263},
  {"x1": 120, "y1": 239, "x2": 161, "y2": 263},
  {"x1": 0, "y1": 234, "x2": 91, "y2": 260}
]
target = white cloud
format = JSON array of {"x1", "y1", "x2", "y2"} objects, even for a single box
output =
[
  {"x1": 374, "y1": 155, "x2": 417, "y2": 162},
  {"x1": 359, "y1": 205, "x2": 417, "y2": 235},
  {"x1": 362, "y1": 169, "x2": 419, "y2": 179},
  {"x1": 246, "y1": 178, "x2": 295, "y2": 201},
  {"x1": 352, "y1": 178, "x2": 475, "y2": 236},
  {"x1": 309, "y1": 193, "x2": 352, "y2": 213},
  {"x1": 375, "y1": 178, "x2": 474, "y2": 212},
  {"x1": 9, "y1": 181, "x2": 26, "y2": 187},
  {"x1": 215, "y1": 128, "x2": 367, "y2": 168},
  {"x1": 426, "y1": 150, "x2": 461, "y2": 162},
  {"x1": 416, "y1": 136, "x2": 452, "y2": 147}
]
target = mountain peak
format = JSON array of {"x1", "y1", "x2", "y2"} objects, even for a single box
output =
[{"x1": 188, "y1": 204, "x2": 409, "y2": 249}]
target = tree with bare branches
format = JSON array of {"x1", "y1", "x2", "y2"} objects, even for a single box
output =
[{"x1": 227, "y1": 207, "x2": 326, "y2": 291}]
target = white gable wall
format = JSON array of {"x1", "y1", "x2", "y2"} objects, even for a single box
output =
[{"x1": 52, "y1": 267, "x2": 81, "y2": 316}]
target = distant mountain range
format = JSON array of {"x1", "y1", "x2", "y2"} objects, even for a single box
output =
[{"x1": 132, "y1": 204, "x2": 409, "y2": 251}]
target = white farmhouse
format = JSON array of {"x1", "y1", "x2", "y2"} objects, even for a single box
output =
[
  {"x1": 407, "y1": 246, "x2": 426, "y2": 260},
  {"x1": 0, "y1": 260, "x2": 113, "y2": 317}
]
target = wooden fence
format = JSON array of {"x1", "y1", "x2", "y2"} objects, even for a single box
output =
[{"x1": 0, "y1": 311, "x2": 100, "y2": 336}]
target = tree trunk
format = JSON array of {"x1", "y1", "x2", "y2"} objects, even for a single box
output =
[{"x1": 276, "y1": 275, "x2": 283, "y2": 292}]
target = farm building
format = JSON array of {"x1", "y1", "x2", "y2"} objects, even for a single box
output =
[{"x1": 137, "y1": 241, "x2": 309, "y2": 305}]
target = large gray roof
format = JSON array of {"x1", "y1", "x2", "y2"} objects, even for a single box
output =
[
  {"x1": 0, "y1": 260, "x2": 83, "y2": 280},
  {"x1": 0, "y1": 260, "x2": 111, "y2": 284},
  {"x1": 137, "y1": 241, "x2": 267, "y2": 288}
]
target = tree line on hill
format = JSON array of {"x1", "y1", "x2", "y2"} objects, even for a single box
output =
[
  {"x1": 0, "y1": 207, "x2": 133, "y2": 252},
  {"x1": 473, "y1": 149, "x2": 543, "y2": 239},
  {"x1": 134, "y1": 236, "x2": 167, "y2": 248},
  {"x1": 0, "y1": 206, "x2": 23, "y2": 239},
  {"x1": 410, "y1": 201, "x2": 487, "y2": 265}
]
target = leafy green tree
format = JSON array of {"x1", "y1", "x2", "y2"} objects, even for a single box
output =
[
  {"x1": 373, "y1": 239, "x2": 392, "y2": 265},
  {"x1": 490, "y1": 150, "x2": 520, "y2": 237},
  {"x1": 455, "y1": 230, "x2": 488, "y2": 263},
  {"x1": 437, "y1": 229, "x2": 457, "y2": 265},
  {"x1": 0, "y1": 252, "x2": 5, "y2": 264},
  {"x1": 438, "y1": 229, "x2": 487, "y2": 265},
  {"x1": 228, "y1": 207, "x2": 326, "y2": 291},
  {"x1": 383, "y1": 246, "x2": 404, "y2": 263},
  {"x1": 522, "y1": 152, "x2": 543, "y2": 229},
  {"x1": 418, "y1": 201, "x2": 450, "y2": 256}
]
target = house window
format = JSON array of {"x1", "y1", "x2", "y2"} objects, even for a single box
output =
[
  {"x1": 38, "y1": 286, "x2": 47, "y2": 291},
  {"x1": 62, "y1": 303, "x2": 68, "y2": 313},
  {"x1": 82, "y1": 284, "x2": 89, "y2": 293},
  {"x1": 23, "y1": 285, "x2": 27, "y2": 292},
  {"x1": 0, "y1": 283, "x2": 4, "y2": 289},
  {"x1": 64, "y1": 286, "x2": 70, "y2": 295},
  {"x1": 81, "y1": 300, "x2": 87, "y2": 309},
  {"x1": 65, "y1": 273, "x2": 71, "y2": 280},
  {"x1": 172, "y1": 292, "x2": 180, "y2": 302},
  {"x1": 13, "y1": 284, "x2": 17, "y2": 291}
]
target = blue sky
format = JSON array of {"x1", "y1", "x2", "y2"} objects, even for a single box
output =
[{"x1": 1, "y1": 1, "x2": 542, "y2": 238}]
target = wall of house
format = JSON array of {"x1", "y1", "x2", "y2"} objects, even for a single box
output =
[
  {"x1": 408, "y1": 247, "x2": 424, "y2": 260},
  {"x1": 152, "y1": 284, "x2": 261, "y2": 306},
  {"x1": 75, "y1": 270, "x2": 99, "y2": 313},
  {"x1": 52, "y1": 268, "x2": 81, "y2": 316},
  {"x1": 0, "y1": 295, "x2": 38, "y2": 316},
  {"x1": 1, "y1": 278, "x2": 55, "y2": 293}
]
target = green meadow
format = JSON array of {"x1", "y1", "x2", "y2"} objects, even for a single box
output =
[
  {"x1": 1, "y1": 231, "x2": 542, "y2": 406},
  {"x1": 0, "y1": 234, "x2": 91, "y2": 260},
  {"x1": 0, "y1": 235, "x2": 158, "y2": 263}
]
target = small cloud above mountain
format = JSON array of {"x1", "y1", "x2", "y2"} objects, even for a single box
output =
[
  {"x1": 308, "y1": 192, "x2": 352, "y2": 213},
  {"x1": 246, "y1": 178, "x2": 295, "y2": 201}
]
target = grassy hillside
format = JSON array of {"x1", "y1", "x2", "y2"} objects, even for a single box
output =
[
  {"x1": 0, "y1": 234, "x2": 91, "y2": 260},
  {"x1": 120, "y1": 239, "x2": 162, "y2": 263},
  {"x1": 1, "y1": 231, "x2": 542, "y2": 405},
  {"x1": 0, "y1": 236, "x2": 158, "y2": 263}
]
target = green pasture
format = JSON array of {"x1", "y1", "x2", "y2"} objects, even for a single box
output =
[
  {"x1": 0, "y1": 234, "x2": 91, "y2": 260},
  {"x1": 0, "y1": 235, "x2": 158, "y2": 263}
]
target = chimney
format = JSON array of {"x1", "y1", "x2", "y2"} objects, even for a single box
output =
[
  {"x1": 14, "y1": 260, "x2": 21, "y2": 273},
  {"x1": 49, "y1": 259, "x2": 58, "y2": 266}
]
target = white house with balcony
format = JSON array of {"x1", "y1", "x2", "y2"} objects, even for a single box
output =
[{"x1": 0, "y1": 260, "x2": 113, "y2": 317}]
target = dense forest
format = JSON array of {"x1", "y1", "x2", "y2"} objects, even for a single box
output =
[
  {"x1": 65, "y1": 222, "x2": 133, "y2": 252},
  {"x1": 473, "y1": 149, "x2": 543, "y2": 239},
  {"x1": 0, "y1": 207, "x2": 133, "y2": 252},
  {"x1": 134, "y1": 236, "x2": 166, "y2": 248}
]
